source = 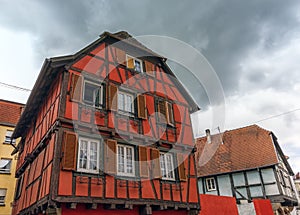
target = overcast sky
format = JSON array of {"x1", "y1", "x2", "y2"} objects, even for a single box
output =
[{"x1": 0, "y1": 0, "x2": 300, "y2": 172}]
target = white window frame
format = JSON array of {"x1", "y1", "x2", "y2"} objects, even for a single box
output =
[
  {"x1": 0, "y1": 188, "x2": 7, "y2": 206},
  {"x1": 0, "y1": 159, "x2": 12, "y2": 174},
  {"x1": 118, "y1": 91, "x2": 135, "y2": 115},
  {"x1": 160, "y1": 152, "x2": 175, "y2": 181},
  {"x1": 83, "y1": 80, "x2": 103, "y2": 108},
  {"x1": 77, "y1": 137, "x2": 100, "y2": 174},
  {"x1": 126, "y1": 55, "x2": 144, "y2": 73},
  {"x1": 4, "y1": 130, "x2": 15, "y2": 144},
  {"x1": 206, "y1": 177, "x2": 217, "y2": 191},
  {"x1": 117, "y1": 144, "x2": 135, "y2": 177}
]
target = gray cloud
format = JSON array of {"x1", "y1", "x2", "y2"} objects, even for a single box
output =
[{"x1": 0, "y1": 0, "x2": 299, "y2": 107}]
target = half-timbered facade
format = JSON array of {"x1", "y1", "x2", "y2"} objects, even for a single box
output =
[
  {"x1": 12, "y1": 31, "x2": 200, "y2": 215},
  {"x1": 195, "y1": 125, "x2": 298, "y2": 214}
]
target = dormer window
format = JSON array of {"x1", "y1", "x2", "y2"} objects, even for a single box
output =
[{"x1": 126, "y1": 55, "x2": 143, "y2": 73}]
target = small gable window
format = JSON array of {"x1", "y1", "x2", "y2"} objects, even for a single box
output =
[
  {"x1": 4, "y1": 130, "x2": 15, "y2": 144},
  {"x1": 126, "y1": 55, "x2": 143, "y2": 73},
  {"x1": 83, "y1": 81, "x2": 103, "y2": 108},
  {"x1": 206, "y1": 177, "x2": 216, "y2": 191}
]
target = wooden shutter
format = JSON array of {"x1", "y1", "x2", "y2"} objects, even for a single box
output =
[
  {"x1": 70, "y1": 73, "x2": 83, "y2": 102},
  {"x1": 104, "y1": 139, "x2": 117, "y2": 174},
  {"x1": 127, "y1": 56, "x2": 134, "y2": 69},
  {"x1": 145, "y1": 61, "x2": 154, "y2": 76},
  {"x1": 137, "y1": 94, "x2": 147, "y2": 119},
  {"x1": 166, "y1": 102, "x2": 174, "y2": 126},
  {"x1": 62, "y1": 131, "x2": 78, "y2": 170},
  {"x1": 177, "y1": 154, "x2": 187, "y2": 181},
  {"x1": 158, "y1": 100, "x2": 167, "y2": 123},
  {"x1": 116, "y1": 49, "x2": 126, "y2": 66},
  {"x1": 139, "y1": 146, "x2": 149, "y2": 177},
  {"x1": 150, "y1": 148, "x2": 161, "y2": 179},
  {"x1": 107, "y1": 84, "x2": 118, "y2": 111}
]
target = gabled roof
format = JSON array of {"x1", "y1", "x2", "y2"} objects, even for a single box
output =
[
  {"x1": 0, "y1": 99, "x2": 24, "y2": 126},
  {"x1": 195, "y1": 125, "x2": 293, "y2": 177},
  {"x1": 13, "y1": 31, "x2": 199, "y2": 139}
]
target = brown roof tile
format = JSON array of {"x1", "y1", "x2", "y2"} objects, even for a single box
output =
[
  {"x1": 0, "y1": 99, "x2": 24, "y2": 126},
  {"x1": 195, "y1": 125, "x2": 279, "y2": 177}
]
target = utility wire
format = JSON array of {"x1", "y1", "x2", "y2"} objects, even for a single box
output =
[
  {"x1": 0, "y1": 81, "x2": 31, "y2": 92},
  {"x1": 253, "y1": 108, "x2": 300, "y2": 124}
]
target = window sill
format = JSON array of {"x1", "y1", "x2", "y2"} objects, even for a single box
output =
[{"x1": 0, "y1": 172, "x2": 11, "y2": 175}]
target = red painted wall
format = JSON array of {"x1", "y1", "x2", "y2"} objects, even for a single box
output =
[
  {"x1": 253, "y1": 199, "x2": 274, "y2": 215},
  {"x1": 199, "y1": 194, "x2": 239, "y2": 215}
]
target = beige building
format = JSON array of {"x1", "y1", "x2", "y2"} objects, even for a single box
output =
[{"x1": 0, "y1": 99, "x2": 24, "y2": 215}]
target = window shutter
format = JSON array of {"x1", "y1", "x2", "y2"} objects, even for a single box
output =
[
  {"x1": 70, "y1": 73, "x2": 83, "y2": 102},
  {"x1": 127, "y1": 57, "x2": 134, "y2": 69},
  {"x1": 145, "y1": 61, "x2": 154, "y2": 76},
  {"x1": 137, "y1": 94, "x2": 147, "y2": 119},
  {"x1": 177, "y1": 154, "x2": 187, "y2": 181},
  {"x1": 158, "y1": 100, "x2": 167, "y2": 123},
  {"x1": 116, "y1": 49, "x2": 126, "y2": 66},
  {"x1": 62, "y1": 131, "x2": 78, "y2": 170},
  {"x1": 107, "y1": 84, "x2": 118, "y2": 111},
  {"x1": 166, "y1": 102, "x2": 174, "y2": 126},
  {"x1": 104, "y1": 139, "x2": 117, "y2": 174},
  {"x1": 139, "y1": 146, "x2": 149, "y2": 177},
  {"x1": 150, "y1": 148, "x2": 161, "y2": 179}
]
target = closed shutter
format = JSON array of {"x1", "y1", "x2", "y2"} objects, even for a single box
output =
[
  {"x1": 70, "y1": 73, "x2": 83, "y2": 102},
  {"x1": 137, "y1": 94, "x2": 147, "y2": 119},
  {"x1": 150, "y1": 148, "x2": 161, "y2": 179},
  {"x1": 158, "y1": 100, "x2": 167, "y2": 123},
  {"x1": 177, "y1": 154, "x2": 187, "y2": 181},
  {"x1": 104, "y1": 139, "x2": 117, "y2": 174},
  {"x1": 139, "y1": 146, "x2": 149, "y2": 177},
  {"x1": 127, "y1": 56, "x2": 134, "y2": 69},
  {"x1": 62, "y1": 131, "x2": 78, "y2": 170},
  {"x1": 107, "y1": 84, "x2": 118, "y2": 111},
  {"x1": 116, "y1": 49, "x2": 126, "y2": 66},
  {"x1": 166, "y1": 102, "x2": 174, "y2": 126},
  {"x1": 145, "y1": 61, "x2": 154, "y2": 76}
]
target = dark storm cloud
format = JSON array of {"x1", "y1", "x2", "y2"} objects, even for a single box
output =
[{"x1": 0, "y1": 0, "x2": 299, "y2": 106}]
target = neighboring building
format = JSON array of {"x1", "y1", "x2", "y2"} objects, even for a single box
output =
[
  {"x1": 195, "y1": 125, "x2": 298, "y2": 214},
  {"x1": 0, "y1": 99, "x2": 24, "y2": 215},
  {"x1": 11, "y1": 31, "x2": 200, "y2": 215},
  {"x1": 294, "y1": 172, "x2": 300, "y2": 214}
]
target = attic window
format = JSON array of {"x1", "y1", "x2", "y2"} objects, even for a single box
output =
[
  {"x1": 206, "y1": 177, "x2": 216, "y2": 191},
  {"x1": 83, "y1": 81, "x2": 103, "y2": 108},
  {"x1": 126, "y1": 55, "x2": 143, "y2": 73}
]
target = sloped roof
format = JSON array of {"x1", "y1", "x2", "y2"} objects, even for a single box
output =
[
  {"x1": 195, "y1": 125, "x2": 282, "y2": 177},
  {"x1": 0, "y1": 99, "x2": 24, "y2": 126}
]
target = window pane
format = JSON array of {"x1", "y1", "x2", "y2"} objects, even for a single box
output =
[
  {"x1": 94, "y1": 88, "x2": 101, "y2": 107},
  {"x1": 126, "y1": 95, "x2": 133, "y2": 113},
  {"x1": 160, "y1": 154, "x2": 166, "y2": 178},
  {"x1": 166, "y1": 154, "x2": 174, "y2": 179},
  {"x1": 134, "y1": 60, "x2": 142, "y2": 72},
  {"x1": 84, "y1": 82, "x2": 95, "y2": 103},
  {"x1": 89, "y1": 142, "x2": 98, "y2": 170},
  {"x1": 118, "y1": 146, "x2": 125, "y2": 173},
  {"x1": 126, "y1": 147, "x2": 133, "y2": 174},
  {"x1": 79, "y1": 140, "x2": 88, "y2": 169}
]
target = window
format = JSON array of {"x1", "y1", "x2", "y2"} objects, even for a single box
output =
[
  {"x1": 118, "y1": 91, "x2": 134, "y2": 115},
  {"x1": 0, "y1": 189, "x2": 6, "y2": 206},
  {"x1": 117, "y1": 144, "x2": 135, "y2": 176},
  {"x1": 77, "y1": 138, "x2": 100, "y2": 173},
  {"x1": 14, "y1": 175, "x2": 23, "y2": 200},
  {"x1": 206, "y1": 177, "x2": 216, "y2": 191},
  {"x1": 83, "y1": 81, "x2": 103, "y2": 107},
  {"x1": 127, "y1": 55, "x2": 143, "y2": 73},
  {"x1": 0, "y1": 159, "x2": 11, "y2": 173},
  {"x1": 4, "y1": 130, "x2": 15, "y2": 144},
  {"x1": 160, "y1": 152, "x2": 175, "y2": 180},
  {"x1": 157, "y1": 100, "x2": 174, "y2": 126}
]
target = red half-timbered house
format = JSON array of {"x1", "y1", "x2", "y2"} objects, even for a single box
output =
[{"x1": 12, "y1": 31, "x2": 200, "y2": 215}]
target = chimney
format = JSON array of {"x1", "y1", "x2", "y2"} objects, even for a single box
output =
[{"x1": 205, "y1": 129, "x2": 211, "y2": 144}]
